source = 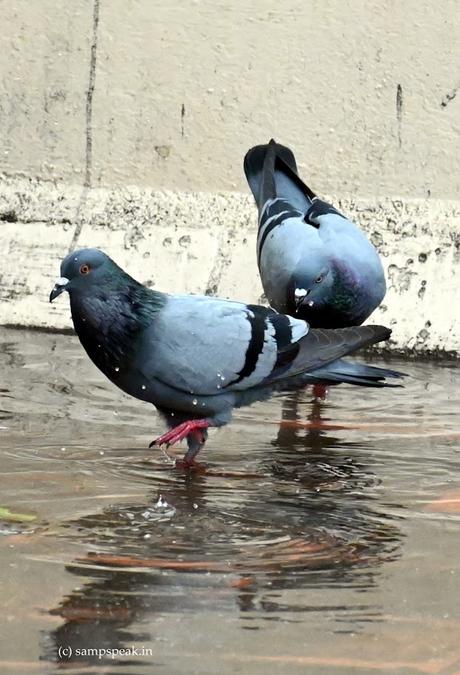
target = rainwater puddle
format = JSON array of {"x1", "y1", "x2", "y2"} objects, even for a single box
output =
[{"x1": 0, "y1": 327, "x2": 459, "y2": 674}]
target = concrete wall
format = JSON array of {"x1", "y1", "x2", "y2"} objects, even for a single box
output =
[
  {"x1": 0, "y1": 1, "x2": 459, "y2": 354},
  {"x1": 2, "y1": 0, "x2": 460, "y2": 196},
  {"x1": 1, "y1": 178, "x2": 458, "y2": 355}
]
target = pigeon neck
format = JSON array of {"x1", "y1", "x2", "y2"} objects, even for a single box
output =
[
  {"x1": 328, "y1": 260, "x2": 373, "y2": 323},
  {"x1": 69, "y1": 283, "x2": 165, "y2": 377}
]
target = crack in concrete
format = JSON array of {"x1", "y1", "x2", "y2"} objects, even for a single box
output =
[
  {"x1": 181, "y1": 103, "x2": 186, "y2": 138},
  {"x1": 396, "y1": 84, "x2": 403, "y2": 148},
  {"x1": 85, "y1": 0, "x2": 100, "y2": 189},
  {"x1": 69, "y1": 0, "x2": 100, "y2": 252}
]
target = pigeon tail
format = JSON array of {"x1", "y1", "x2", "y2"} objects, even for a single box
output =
[
  {"x1": 244, "y1": 139, "x2": 316, "y2": 213},
  {"x1": 310, "y1": 359, "x2": 405, "y2": 388},
  {"x1": 243, "y1": 139, "x2": 276, "y2": 210},
  {"x1": 266, "y1": 325, "x2": 403, "y2": 387}
]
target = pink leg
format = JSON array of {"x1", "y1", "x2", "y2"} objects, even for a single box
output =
[
  {"x1": 312, "y1": 383, "x2": 329, "y2": 401},
  {"x1": 149, "y1": 419, "x2": 210, "y2": 449}
]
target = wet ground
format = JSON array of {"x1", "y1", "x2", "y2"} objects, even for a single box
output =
[{"x1": 0, "y1": 327, "x2": 459, "y2": 674}]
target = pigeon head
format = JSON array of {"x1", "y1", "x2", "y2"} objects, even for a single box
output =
[
  {"x1": 49, "y1": 248, "x2": 117, "y2": 302},
  {"x1": 290, "y1": 259, "x2": 334, "y2": 315}
]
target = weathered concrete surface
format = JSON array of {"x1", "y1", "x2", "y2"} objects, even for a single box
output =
[
  {"x1": 0, "y1": 178, "x2": 458, "y2": 356},
  {"x1": 0, "y1": 1, "x2": 91, "y2": 183},
  {"x1": 1, "y1": 0, "x2": 460, "y2": 197}
]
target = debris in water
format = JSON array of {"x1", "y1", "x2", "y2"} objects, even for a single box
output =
[{"x1": 0, "y1": 507, "x2": 37, "y2": 523}]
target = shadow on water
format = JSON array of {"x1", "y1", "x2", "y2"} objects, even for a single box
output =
[{"x1": 42, "y1": 393, "x2": 402, "y2": 670}]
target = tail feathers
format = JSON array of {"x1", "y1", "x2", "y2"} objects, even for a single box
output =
[
  {"x1": 273, "y1": 148, "x2": 317, "y2": 211},
  {"x1": 269, "y1": 140, "x2": 298, "y2": 174},
  {"x1": 267, "y1": 325, "x2": 401, "y2": 388},
  {"x1": 331, "y1": 361, "x2": 406, "y2": 380},
  {"x1": 243, "y1": 141, "x2": 276, "y2": 210},
  {"x1": 311, "y1": 359, "x2": 405, "y2": 388},
  {"x1": 244, "y1": 139, "x2": 316, "y2": 214},
  {"x1": 287, "y1": 325, "x2": 393, "y2": 379},
  {"x1": 259, "y1": 139, "x2": 277, "y2": 212}
]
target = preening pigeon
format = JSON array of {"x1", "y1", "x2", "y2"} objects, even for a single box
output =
[
  {"x1": 244, "y1": 139, "x2": 386, "y2": 328},
  {"x1": 50, "y1": 249, "x2": 402, "y2": 467}
]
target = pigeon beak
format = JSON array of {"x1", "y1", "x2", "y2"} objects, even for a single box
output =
[
  {"x1": 49, "y1": 277, "x2": 69, "y2": 303},
  {"x1": 294, "y1": 288, "x2": 310, "y2": 313}
]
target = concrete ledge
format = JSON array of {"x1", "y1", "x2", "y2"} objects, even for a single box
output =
[{"x1": 1, "y1": 176, "x2": 458, "y2": 356}]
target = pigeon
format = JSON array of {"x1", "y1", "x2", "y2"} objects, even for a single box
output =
[
  {"x1": 50, "y1": 249, "x2": 402, "y2": 467},
  {"x1": 244, "y1": 139, "x2": 386, "y2": 328}
]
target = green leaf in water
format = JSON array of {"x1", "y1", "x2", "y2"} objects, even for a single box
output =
[{"x1": 0, "y1": 506, "x2": 37, "y2": 523}]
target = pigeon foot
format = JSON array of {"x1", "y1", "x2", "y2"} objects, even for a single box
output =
[
  {"x1": 312, "y1": 383, "x2": 329, "y2": 401},
  {"x1": 175, "y1": 457, "x2": 207, "y2": 473},
  {"x1": 149, "y1": 419, "x2": 210, "y2": 449}
]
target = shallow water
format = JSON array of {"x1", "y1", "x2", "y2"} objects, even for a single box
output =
[{"x1": 0, "y1": 327, "x2": 459, "y2": 674}]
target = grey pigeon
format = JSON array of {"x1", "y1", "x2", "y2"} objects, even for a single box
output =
[
  {"x1": 50, "y1": 249, "x2": 402, "y2": 467},
  {"x1": 244, "y1": 139, "x2": 386, "y2": 328}
]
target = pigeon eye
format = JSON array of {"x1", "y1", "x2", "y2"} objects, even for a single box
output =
[
  {"x1": 80, "y1": 264, "x2": 91, "y2": 275},
  {"x1": 315, "y1": 275, "x2": 323, "y2": 284}
]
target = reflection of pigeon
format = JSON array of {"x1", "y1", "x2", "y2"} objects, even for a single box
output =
[
  {"x1": 244, "y1": 139, "x2": 386, "y2": 328},
  {"x1": 50, "y1": 249, "x2": 402, "y2": 467}
]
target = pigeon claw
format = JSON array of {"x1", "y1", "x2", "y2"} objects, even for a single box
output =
[{"x1": 149, "y1": 419, "x2": 210, "y2": 449}]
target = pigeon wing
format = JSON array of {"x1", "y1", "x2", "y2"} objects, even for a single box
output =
[{"x1": 136, "y1": 295, "x2": 308, "y2": 396}]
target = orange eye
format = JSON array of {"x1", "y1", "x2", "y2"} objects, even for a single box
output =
[{"x1": 80, "y1": 264, "x2": 90, "y2": 275}]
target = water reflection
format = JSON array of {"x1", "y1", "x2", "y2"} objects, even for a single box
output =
[
  {"x1": 43, "y1": 393, "x2": 401, "y2": 669},
  {"x1": 2, "y1": 328, "x2": 459, "y2": 672}
]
